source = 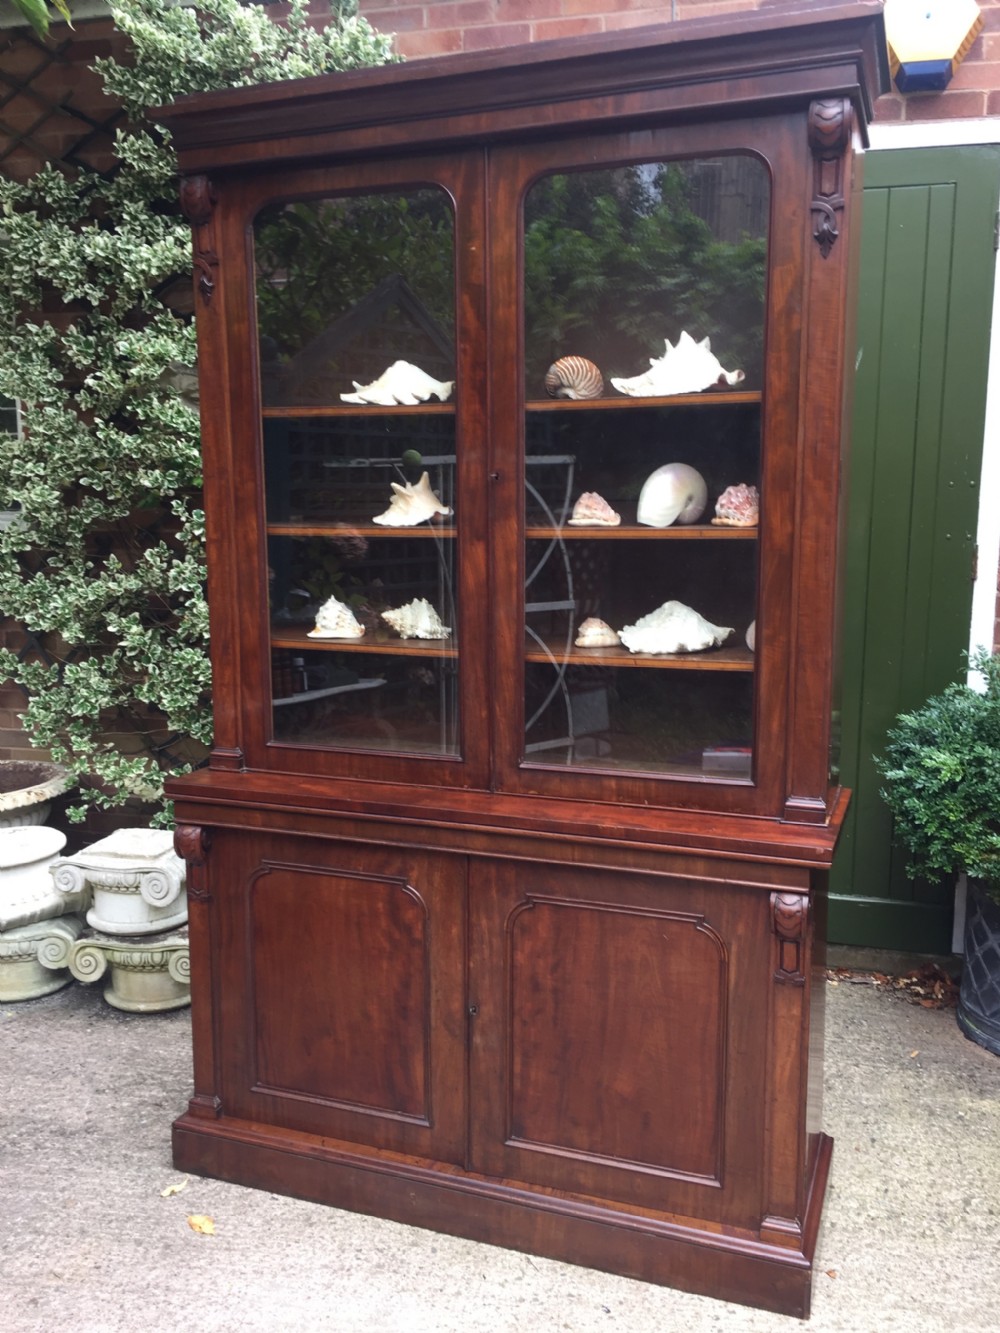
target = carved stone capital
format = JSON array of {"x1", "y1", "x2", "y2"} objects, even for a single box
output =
[
  {"x1": 771, "y1": 891, "x2": 808, "y2": 985},
  {"x1": 808, "y1": 97, "x2": 852, "y2": 258}
]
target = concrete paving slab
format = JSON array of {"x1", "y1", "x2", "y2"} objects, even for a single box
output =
[{"x1": 1, "y1": 976, "x2": 998, "y2": 1332}]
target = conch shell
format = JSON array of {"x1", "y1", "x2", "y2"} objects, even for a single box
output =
[
  {"x1": 381, "y1": 598, "x2": 451, "y2": 640},
  {"x1": 372, "y1": 472, "x2": 452, "y2": 527},
  {"x1": 341, "y1": 360, "x2": 454, "y2": 406},
  {"x1": 637, "y1": 463, "x2": 707, "y2": 528},
  {"x1": 610, "y1": 332, "x2": 745, "y2": 398},
  {"x1": 544, "y1": 356, "x2": 604, "y2": 400},
  {"x1": 308, "y1": 595, "x2": 365, "y2": 639},
  {"x1": 574, "y1": 617, "x2": 620, "y2": 648},
  {"x1": 568, "y1": 491, "x2": 621, "y2": 526},
  {"x1": 713, "y1": 482, "x2": 759, "y2": 527},
  {"x1": 619, "y1": 601, "x2": 732, "y2": 655}
]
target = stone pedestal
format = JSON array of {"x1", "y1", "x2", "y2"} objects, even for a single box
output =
[
  {"x1": 0, "y1": 827, "x2": 85, "y2": 931},
  {"x1": 51, "y1": 829, "x2": 187, "y2": 935},
  {"x1": 68, "y1": 929, "x2": 190, "y2": 1012},
  {"x1": 0, "y1": 915, "x2": 85, "y2": 1001}
]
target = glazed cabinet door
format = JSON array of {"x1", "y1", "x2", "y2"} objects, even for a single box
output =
[
  {"x1": 215, "y1": 152, "x2": 490, "y2": 787},
  {"x1": 489, "y1": 119, "x2": 806, "y2": 815},
  {"x1": 208, "y1": 830, "x2": 468, "y2": 1163},
  {"x1": 467, "y1": 858, "x2": 773, "y2": 1229}
]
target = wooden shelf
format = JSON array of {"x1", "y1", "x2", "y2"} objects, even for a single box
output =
[
  {"x1": 272, "y1": 626, "x2": 457, "y2": 659},
  {"x1": 526, "y1": 390, "x2": 761, "y2": 411},
  {"x1": 262, "y1": 402, "x2": 455, "y2": 419},
  {"x1": 268, "y1": 521, "x2": 455, "y2": 539},
  {"x1": 525, "y1": 522, "x2": 757, "y2": 541},
  {"x1": 526, "y1": 634, "x2": 754, "y2": 671}
]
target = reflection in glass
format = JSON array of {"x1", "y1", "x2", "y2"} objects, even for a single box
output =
[
  {"x1": 256, "y1": 189, "x2": 455, "y2": 408},
  {"x1": 256, "y1": 187, "x2": 460, "y2": 755},
  {"x1": 522, "y1": 157, "x2": 768, "y2": 779}
]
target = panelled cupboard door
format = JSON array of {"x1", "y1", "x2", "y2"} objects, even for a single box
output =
[
  {"x1": 224, "y1": 151, "x2": 491, "y2": 788},
  {"x1": 209, "y1": 830, "x2": 468, "y2": 1163},
  {"x1": 487, "y1": 118, "x2": 803, "y2": 817},
  {"x1": 467, "y1": 859, "x2": 771, "y2": 1227}
]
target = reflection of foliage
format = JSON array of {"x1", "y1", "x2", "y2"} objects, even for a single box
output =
[
  {"x1": 255, "y1": 192, "x2": 455, "y2": 360},
  {"x1": 523, "y1": 162, "x2": 767, "y2": 388}
]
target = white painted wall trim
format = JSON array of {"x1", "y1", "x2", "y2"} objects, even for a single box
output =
[
  {"x1": 970, "y1": 218, "x2": 1000, "y2": 671},
  {"x1": 870, "y1": 119, "x2": 1000, "y2": 150}
]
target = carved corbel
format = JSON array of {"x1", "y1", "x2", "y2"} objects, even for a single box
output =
[
  {"x1": 808, "y1": 98, "x2": 852, "y2": 258},
  {"x1": 771, "y1": 891, "x2": 808, "y2": 985},
  {"x1": 179, "y1": 174, "x2": 219, "y2": 304},
  {"x1": 174, "y1": 824, "x2": 213, "y2": 902}
]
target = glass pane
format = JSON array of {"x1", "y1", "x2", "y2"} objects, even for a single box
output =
[
  {"x1": 256, "y1": 188, "x2": 459, "y2": 756},
  {"x1": 522, "y1": 157, "x2": 768, "y2": 780}
]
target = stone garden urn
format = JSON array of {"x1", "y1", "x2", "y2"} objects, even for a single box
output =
[{"x1": 0, "y1": 760, "x2": 70, "y2": 828}]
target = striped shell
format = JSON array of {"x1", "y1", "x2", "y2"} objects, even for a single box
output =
[{"x1": 544, "y1": 356, "x2": 604, "y2": 401}]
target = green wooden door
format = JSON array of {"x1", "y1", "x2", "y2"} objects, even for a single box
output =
[{"x1": 831, "y1": 146, "x2": 1000, "y2": 954}]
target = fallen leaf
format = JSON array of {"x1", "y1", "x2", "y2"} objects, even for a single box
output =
[
  {"x1": 160, "y1": 1176, "x2": 190, "y2": 1198},
  {"x1": 187, "y1": 1214, "x2": 216, "y2": 1236},
  {"x1": 825, "y1": 1269, "x2": 838, "y2": 1279},
  {"x1": 909, "y1": 1050, "x2": 919, "y2": 1059}
]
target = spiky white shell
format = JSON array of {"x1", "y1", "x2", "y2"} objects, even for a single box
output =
[
  {"x1": 636, "y1": 463, "x2": 707, "y2": 528},
  {"x1": 340, "y1": 360, "x2": 454, "y2": 406},
  {"x1": 308, "y1": 595, "x2": 365, "y2": 639},
  {"x1": 713, "y1": 482, "x2": 759, "y2": 527},
  {"x1": 574, "y1": 617, "x2": 620, "y2": 648},
  {"x1": 544, "y1": 356, "x2": 604, "y2": 400},
  {"x1": 568, "y1": 492, "x2": 621, "y2": 526},
  {"x1": 619, "y1": 601, "x2": 732, "y2": 655},
  {"x1": 381, "y1": 598, "x2": 451, "y2": 640},
  {"x1": 372, "y1": 472, "x2": 452, "y2": 527},
  {"x1": 610, "y1": 331, "x2": 745, "y2": 398}
]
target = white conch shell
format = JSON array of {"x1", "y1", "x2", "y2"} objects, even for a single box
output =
[
  {"x1": 746, "y1": 621, "x2": 756, "y2": 652},
  {"x1": 340, "y1": 360, "x2": 454, "y2": 406},
  {"x1": 381, "y1": 598, "x2": 451, "y2": 640},
  {"x1": 544, "y1": 356, "x2": 604, "y2": 400},
  {"x1": 568, "y1": 491, "x2": 621, "y2": 526},
  {"x1": 308, "y1": 595, "x2": 365, "y2": 639},
  {"x1": 713, "y1": 482, "x2": 759, "y2": 527},
  {"x1": 574, "y1": 617, "x2": 620, "y2": 648},
  {"x1": 637, "y1": 463, "x2": 708, "y2": 528},
  {"x1": 372, "y1": 472, "x2": 452, "y2": 527},
  {"x1": 610, "y1": 332, "x2": 745, "y2": 397},
  {"x1": 620, "y1": 601, "x2": 732, "y2": 655}
]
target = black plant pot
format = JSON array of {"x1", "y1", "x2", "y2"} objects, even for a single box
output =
[{"x1": 958, "y1": 880, "x2": 1000, "y2": 1057}]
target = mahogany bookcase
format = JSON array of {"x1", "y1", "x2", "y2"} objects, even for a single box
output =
[{"x1": 157, "y1": 3, "x2": 888, "y2": 1316}]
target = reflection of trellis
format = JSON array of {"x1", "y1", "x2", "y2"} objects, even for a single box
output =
[{"x1": 263, "y1": 273, "x2": 455, "y2": 405}]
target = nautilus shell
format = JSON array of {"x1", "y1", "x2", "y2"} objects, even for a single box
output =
[
  {"x1": 341, "y1": 360, "x2": 454, "y2": 406},
  {"x1": 713, "y1": 482, "x2": 759, "y2": 527},
  {"x1": 568, "y1": 491, "x2": 621, "y2": 527},
  {"x1": 610, "y1": 332, "x2": 745, "y2": 398},
  {"x1": 372, "y1": 472, "x2": 452, "y2": 527},
  {"x1": 574, "y1": 617, "x2": 621, "y2": 648},
  {"x1": 620, "y1": 601, "x2": 733, "y2": 655},
  {"x1": 544, "y1": 356, "x2": 604, "y2": 400},
  {"x1": 636, "y1": 463, "x2": 708, "y2": 528},
  {"x1": 308, "y1": 595, "x2": 365, "y2": 640},
  {"x1": 381, "y1": 598, "x2": 451, "y2": 641}
]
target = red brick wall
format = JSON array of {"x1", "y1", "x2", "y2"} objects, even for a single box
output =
[{"x1": 358, "y1": 0, "x2": 1000, "y2": 124}]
